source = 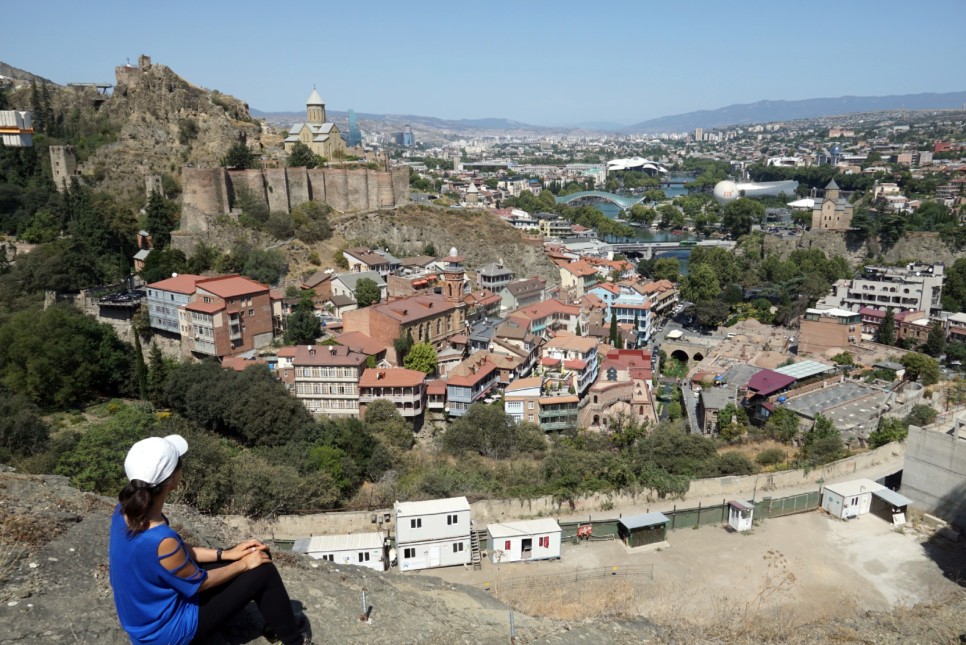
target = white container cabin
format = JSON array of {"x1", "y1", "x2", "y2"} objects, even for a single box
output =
[
  {"x1": 487, "y1": 518, "x2": 562, "y2": 564},
  {"x1": 291, "y1": 532, "x2": 387, "y2": 572},
  {"x1": 822, "y1": 479, "x2": 881, "y2": 519},
  {"x1": 727, "y1": 500, "x2": 754, "y2": 532},
  {"x1": 394, "y1": 496, "x2": 472, "y2": 571}
]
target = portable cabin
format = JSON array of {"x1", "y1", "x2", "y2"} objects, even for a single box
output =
[
  {"x1": 291, "y1": 532, "x2": 387, "y2": 572},
  {"x1": 394, "y1": 496, "x2": 472, "y2": 571},
  {"x1": 727, "y1": 500, "x2": 755, "y2": 532},
  {"x1": 822, "y1": 479, "x2": 881, "y2": 519},
  {"x1": 617, "y1": 512, "x2": 670, "y2": 548},
  {"x1": 486, "y1": 518, "x2": 562, "y2": 564},
  {"x1": 823, "y1": 478, "x2": 913, "y2": 524}
]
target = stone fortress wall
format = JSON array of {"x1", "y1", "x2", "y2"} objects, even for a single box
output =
[{"x1": 172, "y1": 164, "x2": 409, "y2": 254}]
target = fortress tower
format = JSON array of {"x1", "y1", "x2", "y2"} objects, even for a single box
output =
[{"x1": 49, "y1": 145, "x2": 78, "y2": 192}]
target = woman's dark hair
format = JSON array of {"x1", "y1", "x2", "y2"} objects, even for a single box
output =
[{"x1": 118, "y1": 458, "x2": 182, "y2": 535}]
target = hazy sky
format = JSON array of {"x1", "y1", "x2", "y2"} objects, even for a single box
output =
[{"x1": 4, "y1": 0, "x2": 965, "y2": 126}]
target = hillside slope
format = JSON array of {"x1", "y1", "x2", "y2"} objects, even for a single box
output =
[{"x1": 333, "y1": 204, "x2": 560, "y2": 286}]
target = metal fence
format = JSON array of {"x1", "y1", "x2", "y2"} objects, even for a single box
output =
[
  {"x1": 755, "y1": 491, "x2": 822, "y2": 519},
  {"x1": 552, "y1": 490, "x2": 823, "y2": 544},
  {"x1": 481, "y1": 564, "x2": 654, "y2": 593}
]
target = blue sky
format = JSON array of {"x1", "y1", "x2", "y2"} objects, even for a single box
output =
[{"x1": 4, "y1": 0, "x2": 965, "y2": 126}]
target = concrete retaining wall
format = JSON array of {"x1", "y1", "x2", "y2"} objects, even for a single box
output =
[
  {"x1": 226, "y1": 442, "x2": 905, "y2": 540},
  {"x1": 903, "y1": 424, "x2": 966, "y2": 528}
]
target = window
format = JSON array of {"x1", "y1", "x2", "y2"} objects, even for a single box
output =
[
  {"x1": 528, "y1": 401, "x2": 534, "y2": 410},
  {"x1": 538, "y1": 536, "x2": 549, "y2": 548},
  {"x1": 249, "y1": 309, "x2": 254, "y2": 316},
  {"x1": 447, "y1": 514, "x2": 458, "y2": 525},
  {"x1": 358, "y1": 552, "x2": 370, "y2": 562},
  {"x1": 403, "y1": 547, "x2": 415, "y2": 559},
  {"x1": 321, "y1": 554, "x2": 334, "y2": 562},
  {"x1": 452, "y1": 542, "x2": 464, "y2": 553},
  {"x1": 504, "y1": 540, "x2": 511, "y2": 550},
  {"x1": 410, "y1": 518, "x2": 422, "y2": 529}
]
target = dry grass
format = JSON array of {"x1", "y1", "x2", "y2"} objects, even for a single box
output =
[
  {"x1": 495, "y1": 577, "x2": 640, "y2": 621},
  {"x1": 719, "y1": 439, "x2": 796, "y2": 463}
]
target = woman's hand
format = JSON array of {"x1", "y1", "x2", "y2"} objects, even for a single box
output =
[
  {"x1": 241, "y1": 548, "x2": 272, "y2": 571},
  {"x1": 224, "y1": 539, "x2": 269, "y2": 562}
]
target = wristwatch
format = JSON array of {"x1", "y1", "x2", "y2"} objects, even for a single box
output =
[{"x1": 216, "y1": 548, "x2": 223, "y2": 563}]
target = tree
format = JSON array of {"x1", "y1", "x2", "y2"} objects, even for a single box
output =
[
  {"x1": 900, "y1": 351, "x2": 940, "y2": 385},
  {"x1": 717, "y1": 403, "x2": 749, "y2": 440},
  {"x1": 831, "y1": 351, "x2": 855, "y2": 366},
  {"x1": 355, "y1": 278, "x2": 381, "y2": 308},
  {"x1": 876, "y1": 308, "x2": 896, "y2": 346},
  {"x1": 286, "y1": 142, "x2": 322, "y2": 169},
  {"x1": 764, "y1": 407, "x2": 800, "y2": 444},
  {"x1": 0, "y1": 305, "x2": 132, "y2": 409},
  {"x1": 800, "y1": 414, "x2": 845, "y2": 466},
  {"x1": 221, "y1": 137, "x2": 256, "y2": 169},
  {"x1": 681, "y1": 263, "x2": 721, "y2": 304},
  {"x1": 147, "y1": 341, "x2": 169, "y2": 406},
  {"x1": 0, "y1": 390, "x2": 51, "y2": 459},
  {"x1": 285, "y1": 295, "x2": 322, "y2": 345},
  {"x1": 652, "y1": 257, "x2": 680, "y2": 282},
  {"x1": 693, "y1": 300, "x2": 730, "y2": 329},
  {"x1": 363, "y1": 399, "x2": 414, "y2": 451},
  {"x1": 904, "y1": 404, "x2": 938, "y2": 427},
  {"x1": 922, "y1": 322, "x2": 946, "y2": 358},
  {"x1": 403, "y1": 342, "x2": 437, "y2": 375},
  {"x1": 868, "y1": 416, "x2": 908, "y2": 448},
  {"x1": 144, "y1": 190, "x2": 179, "y2": 249},
  {"x1": 290, "y1": 201, "x2": 332, "y2": 243},
  {"x1": 442, "y1": 403, "x2": 522, "y2": 459},
  {"x1": 716, "y1": 452, "x2": 756, "y2": 476},
  {"x1": 393, "y1": 331, "x2": 414, "y2": 364},
  {"x1": 609, "y1": 310, "x2": 619, "y2": 346},
  {"x1": 721, "y1": 198, "x2": 764, "y2": 238},
  {"x1": 132, "y1": 326, "x2": 148, "y2": 400},
  {"x1": 139, "y1": 248, "x2": 188, "y2": 283}
]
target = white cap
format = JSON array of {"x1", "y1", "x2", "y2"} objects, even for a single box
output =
[{"x1": 124, "y1": 435, "x2": 189, "y2": 485}]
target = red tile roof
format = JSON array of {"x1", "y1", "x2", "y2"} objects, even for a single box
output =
[
  {"x1": 564, "y1": 358, "x2": 588, "y2": 370},
  {"x1": 560, "y1": 260, "x2": 597, "y2": 278},
  {"x1": 184, "y1": 300, "x2": 224, "y2": 314},
  {"x1": 197, "y1": 275, "x2": 269, "y2": 299},
  {"x1": 426, "y1": 379, "x2": 447, "y2": 394},
  {"x1": 277, "y1": 346, "x2": 297, "y2": 357},
  {"x1": 333, "y1": 331, "x2": 386, "y2": 356},
  {"x1": 360, "y1": 368, "x2": 426, "y2": 388},
  {"x1": 372, "y1": 294, "x2": 456, "y2": 323},
  {"x1": 293, "y1": 344, "x2": 367, "y2": 367},
  {"x1": 147, "y1": 274, "x2": 205, "y2": 294}
]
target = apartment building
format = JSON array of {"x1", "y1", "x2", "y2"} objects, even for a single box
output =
[
  {"x1": 475, "y1": 262, "x2": 514, "y2": 292},
  {"x1": 503, "y1": 376, "x2": 579, "y2": 432},
  {"x1": 445, "y1": 352, "x2": 500, "y2": 417},
  {"x1": 507, "y1": 298, "x2": 585, "y2": 338},
  {"x1": 499, "y1": 277, "x2": 547, "y2": 311},
  {"x1": 818, "y1": 263, "x2": 944, "y2": 315},
  {"x1": 342, "y1": 248, "x2": 400, "y2": 277},
  {"x1": 147, "y1": 274, "x2": 275, "y2": 358},
  {"x1": 290, "y1": 344, "x2": 368, "y2": 417},
  {"x1": 540, "y1": 333, "x2": 600, "y2": 397},
  {"x1": 358, "y1": 368, "x2": 426, "y2": 420}
]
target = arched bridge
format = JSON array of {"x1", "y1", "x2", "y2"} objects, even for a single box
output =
[{"x1": 555, "y1": 191, "x2": 645, "y2": 210}]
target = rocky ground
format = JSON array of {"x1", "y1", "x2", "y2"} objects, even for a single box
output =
[{"x1": 1, "y1": 469, "x2": 964, "y2": 644}]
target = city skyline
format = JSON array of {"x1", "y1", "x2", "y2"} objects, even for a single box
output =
[{"x1": 3, "y1": 0, "x2": 965, "y2": 126}]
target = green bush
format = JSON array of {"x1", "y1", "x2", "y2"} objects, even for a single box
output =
[{"x1": 756, "y1": 448, "x2": 786, "y2": 466}]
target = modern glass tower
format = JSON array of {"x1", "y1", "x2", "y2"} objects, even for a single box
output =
[{"x1": 346, "y1": 109, "x2": 362, "y2": 148}]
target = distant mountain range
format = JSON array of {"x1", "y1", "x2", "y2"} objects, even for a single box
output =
[
  {"x1": 255, "y1": 90, "x2": 966, "y2": 136},
  {"x1": 623, "y1": 92, "x2": 966, "y2": 133}
]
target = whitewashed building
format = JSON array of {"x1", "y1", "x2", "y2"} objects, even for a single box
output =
[
  {"x1": 291, "y1": 532, "x2": 387, "y2": 572},
  {"x1": 394, "y1": 496, "x2": 472, "y2": 571},
  {"x1": 486, "y1": 518, "x2": 562, "y2": 564}
]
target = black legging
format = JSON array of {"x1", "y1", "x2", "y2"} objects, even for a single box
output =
[{"x1": 191, "y1": 562, "x2": 302, "y2": 645}]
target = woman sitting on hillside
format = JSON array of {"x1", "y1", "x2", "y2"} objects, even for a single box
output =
[{"x1": 108, "y1": 434, "x2": 311, "y2": 645}]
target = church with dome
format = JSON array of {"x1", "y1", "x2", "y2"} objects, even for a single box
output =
[{"x1": 283, "y1": 88, "x2": 347, "y2": 160}]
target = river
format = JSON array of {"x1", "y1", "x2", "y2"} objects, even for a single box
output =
[{"x1": 593, "y1": 176, "x2": 699, "y2": 274}]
